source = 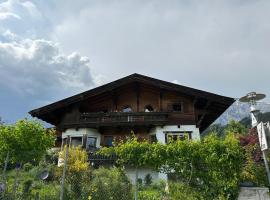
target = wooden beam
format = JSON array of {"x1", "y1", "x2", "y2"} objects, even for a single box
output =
[
  {"x1": 111, "y1": 90, "x2": 118, "y2": 111},
  {"x1": 197, "y1": 101, "x2": 211, "y2": 127},
  {"x1": 135, "y1": 83, "x2": 140, "y2": 112},
  {"x1": 159, "y1": 90, "x2": 164, "y2": 111}
]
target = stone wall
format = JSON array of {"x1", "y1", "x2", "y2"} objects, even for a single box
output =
[{"x1": 238, "y1": 187, "x2": 270, "y2": 200}]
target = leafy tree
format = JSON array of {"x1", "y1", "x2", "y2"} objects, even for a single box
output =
[
  {"x1": 239, "y1": 128, "x2": 268, "y2": 186},
  {"x1": 202, "y1": 123, "x2": 224, "y2": 137},
  {"x1": 204, "y1": 120, "x2": 248, "y2": 138},
  {"x1": 0, "y1": 119, "x2": 55, "y2": 164},
  {"x1": 224, "y1": 120, "x2": 247, "y2": 135}
]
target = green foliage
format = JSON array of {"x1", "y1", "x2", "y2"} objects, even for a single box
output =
[
  {"x1": 168, "y1": 182, "x2": 202, "y2": 200},
  {"x1": 59, "y1": 146, "x2": 91, "y2": 199},
  {"x1": 32, "y1": 183, "x2": 60, "y2": 200},
  {"x1": 59, "y1": 146, "x2": 90, "y2": 174},
  {"x1": 138, "y1": 190, "x2": 162, "y2": 200},
  {"x1": 2, "y1": 163, "x2": 60, "y2": 200},
  {"x1": 204, "y1": 120, "x2": 248, "y2": 137},
  {"x1": 100, "y1": 137, "x2": 152, "y2": 168},
  {"x1": 240, "y1": 141, "x2": 268, "y2": 187},
  {"x1": 224, "y1": 120, "x2": 247, "y2": 135},
  {"x1": 89, "y1": 167, "x2": 132, "y2": 200},
  {"x1": 23, "y1": 162, "x2": 33, "y2": 172},
  {"x1": 100, "y1": 133, "x2": 244, "y2": 199},
  {"x1": 0, "y1": 119, "x2": 55, "y2": 164}
]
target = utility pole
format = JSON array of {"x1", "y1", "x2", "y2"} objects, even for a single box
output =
[{"x1": 239, "y1": 92, "x2": 270, "y2": 184}]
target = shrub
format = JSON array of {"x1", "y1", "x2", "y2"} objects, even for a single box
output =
[
  {"x1": 32, "y1": 182, "x2": 60, "y2": 200},
  {"x1": 59, "y1": 146, "x2": 91, "y2": 200},
  {"x1": 168, "y1": 182, "x2": 202, "y2": 200},
  {"x1": 23, "y1": 163, "x2": 33, "y2": 172},
  {"x1": 101, "y1": 133, "x2": 244, "y2": 199},
  {"x1": 89, "y1": 167, "x2": 132, "y2": 200},
  {"x1": 138, "y1": 190, "x2": 162, "y2": 200}
]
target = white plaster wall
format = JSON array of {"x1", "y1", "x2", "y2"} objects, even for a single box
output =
[
  {"x1": 150, "y1": 125, "x2": 200, "y2": 144},
  {"x1": 125, "y1": 167, "x2": 159, "y2": 184},
  {"x1": 62, "y1": 128, "x2": 101, "y2": 147}
]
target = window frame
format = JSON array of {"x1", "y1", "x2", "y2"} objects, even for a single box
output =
[
  {"x1": 165, "y1": 131, "x2": 192, "y2": 143},
  {"x1": 87, "y1": 136, "x2": 97, "y2": 149}
]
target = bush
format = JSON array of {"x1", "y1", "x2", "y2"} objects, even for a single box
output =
[
  {"x1": 59, "y1": 146, "x2": 91, "y2": 199},
  {"x1": 168, "y1": 182, "x2": 202, "y2": 200},
  {"x1": 89, "y1": 167, "x2": 132, "y2": 200},
  {"x1": 23, "y1": 163, "x2": 33, "y2": 171},
  {"x1": 138, "y1": 190, "x2": 162, "y2": 200},
  {"x1": 32, "y1": 182, "x2": 60, "y2": 200}
]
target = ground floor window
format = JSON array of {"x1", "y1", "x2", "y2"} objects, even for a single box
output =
[
  {"x1": 165, "y1": 131, "x2": 191, "y2": 143},
  {"x1": 104, "y1": 136, "x2": 114, "y2": 147},
  {"x1": 87, "y1": 137, "x2": 97, "y2": 149},
  {"x1": 71, "y1": 137, "x2": 82, "y2": 147}
]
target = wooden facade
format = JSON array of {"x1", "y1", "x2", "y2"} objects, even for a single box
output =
[{"x1": 29, "y1": 74, "x2": 235, "y2": 138}]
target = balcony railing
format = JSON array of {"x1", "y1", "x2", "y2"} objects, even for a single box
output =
[
  {"x1": 60, "y1": 111, "x2": 196, "y2": 128},
  {"x1": 88, "y1": 151, "x2": 117, "y2": 166},
  {"x1": 79, "y1": 112, "x2": 169, "y2": 125}
]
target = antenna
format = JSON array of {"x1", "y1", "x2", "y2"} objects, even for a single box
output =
[
  {"x1": 239, "y1": 92, "x2": 270, "y2": 184},
  {"x1": 239, "y1": 92, "x2": 266, "y2": 127}
]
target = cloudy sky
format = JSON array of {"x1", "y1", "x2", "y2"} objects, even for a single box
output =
[{"x1": 0, "y1": 0, "x2": 270, "y2": 123}]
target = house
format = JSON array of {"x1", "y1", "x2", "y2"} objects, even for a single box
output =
[{"x1": 29, "y1": 73, "x2": 234, "y2": 181}]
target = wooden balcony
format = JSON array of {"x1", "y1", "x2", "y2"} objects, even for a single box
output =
[
  {"x1": 59, "y1": 111, "x2": 196, "y2": 128},
  {"x1": 79, "y1": 112, "x2": 169, "y2": 127}
]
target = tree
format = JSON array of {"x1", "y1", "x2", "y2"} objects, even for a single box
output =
[
  {"x1": 224, "y1": 120, "x2": 247, "y2": 135},
  {"x1": 0, "y1": 119, "x2": 55, "y2": 164}
]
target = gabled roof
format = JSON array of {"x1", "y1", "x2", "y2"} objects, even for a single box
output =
[{"x1": 29, "y1": 73, "x2": 235, "y2": 131}]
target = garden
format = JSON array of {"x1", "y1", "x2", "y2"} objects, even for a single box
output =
[{"x1": 0, "y1": 119, "x2": 269, "y2": 200}]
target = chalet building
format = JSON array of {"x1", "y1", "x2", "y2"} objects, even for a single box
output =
[{"x1": 29, "y1": 73, "x2": 234, "y2": 182}]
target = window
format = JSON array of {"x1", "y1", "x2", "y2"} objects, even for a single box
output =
[
  {"x1": 123, "y1": 106, "x2": 132, "y2": 112},
  {"x1": 145, "y1": 105, "x2": 154, "y2": 112},
  {"x1": 172, "y1": 103, "x2": 182, "y2": 112},
  {"x1": 166, "y1": 132, "x2": 191, "y2": 143},
  {"x1": 87, "y1": 137, "x2": 97, "y2": 149},
  {"x1": 104, "y1": 136, "x2": 114, "y2": 147},
  {"x1": 71, "y1": 137, "x2": 82, "y2": 147}
]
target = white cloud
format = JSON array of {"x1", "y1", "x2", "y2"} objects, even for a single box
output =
[
  {"x1": 0, "y1": 33, "x2": 94, "y2": 97},
  {"x1": 0, "y1": 0, "x2": 97, "y2": 122},
  {"x1": 0, "y1": 32, "x2": 95, "y2": 122}
]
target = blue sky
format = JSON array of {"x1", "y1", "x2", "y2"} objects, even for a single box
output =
[{"x1": 0, "y1": 0, "x2": 270, "y2": 123}]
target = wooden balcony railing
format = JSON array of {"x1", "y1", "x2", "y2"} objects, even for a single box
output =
[
  {"x1": 79, "y1": 112, "x2": 169, "y2": 125},
  {"x1": 60, "y1": 112, "x2": 196, "y2": 128}
]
